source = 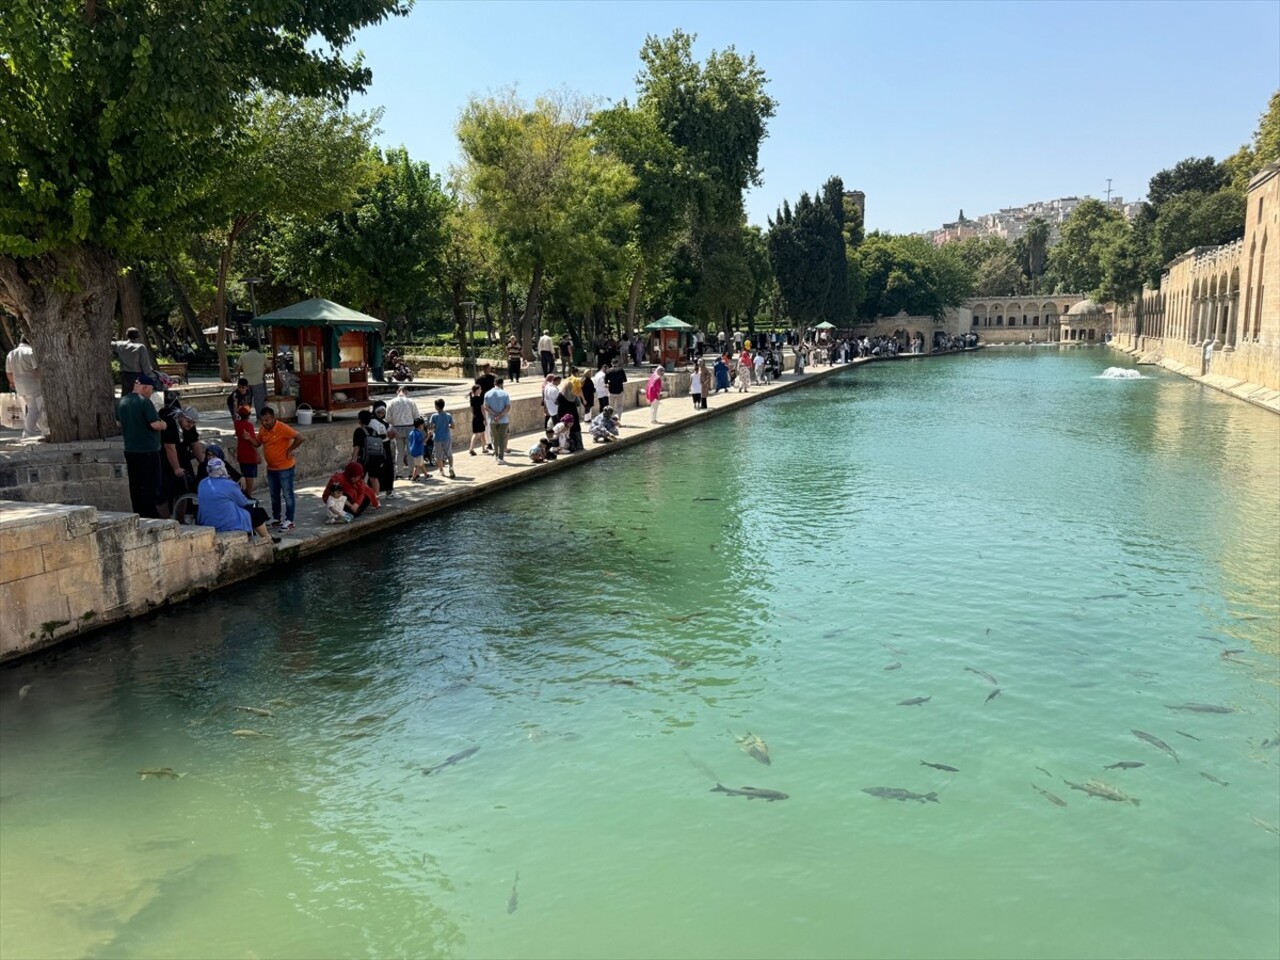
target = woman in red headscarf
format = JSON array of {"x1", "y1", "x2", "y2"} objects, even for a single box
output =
[{"x1": 320, "y1": 461, "x2": 380, "y2": 524}]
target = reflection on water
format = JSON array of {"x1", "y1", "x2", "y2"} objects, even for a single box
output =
[{"x1": 2, "y1": 350, "x2": 1278, "y2": 960}]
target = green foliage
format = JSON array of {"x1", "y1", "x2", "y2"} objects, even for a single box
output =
[
  {"x1": 1049, "y1": 199, "x2": 1127, "y2": 296},
  {"x1": 950, "y1": 235, "x2": 1022, "y2": 297},
  {"x1": 264, "y1": 147, "x2": 452, "y2": 323},
  {"x1": 1147, "y1": 189, "x2": 1245, "y2": 277},
  {"x1": 855, "y1": 234, "x2": 973, "y2": 320},
  {"x1": 1147, "y1": 156, "x2": 1227, "y2": 210},
  {"x1": 0, "y1": 0, "x2": 408, "y2": 259},
  {"x1": 768, "y1": 179, "x2": 849, "y2": 325}
]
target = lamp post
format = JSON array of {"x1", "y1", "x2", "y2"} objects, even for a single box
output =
[{"x1": 460, "y1": 300, "x2": 477, "y2": 376}]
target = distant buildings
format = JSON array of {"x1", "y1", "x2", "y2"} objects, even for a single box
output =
[{"x1": 922, "y1": 195, "x2": 1138, "y2": 247}]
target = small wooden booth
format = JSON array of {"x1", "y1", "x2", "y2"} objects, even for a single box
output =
[
  {"x1": 644, "y1": 315, "x2": 695, "y2": 370},
  {"x1": 251, "y1": 298, "x2": 385, "y2": 421}
]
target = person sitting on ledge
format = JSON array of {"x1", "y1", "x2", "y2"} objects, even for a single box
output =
[
  {"x1": 197, "y1": 457, "x2": 276, "y2": 543},
  {"x1": 589, "y1": 406, "x2": 620, "y2": 444},
  {"x1": 320, "y1": 461, "x2": 380, "y2": 524}
]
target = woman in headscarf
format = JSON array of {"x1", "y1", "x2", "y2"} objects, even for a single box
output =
[
  {"x1": 697, "y1": 361, "x2": 711, "y2": 409},
  {"x1": 197, "y1": 457, "x2": 275, "y2": 543},
  {"x1": 646, "y1": 364, "x2": 665, "y2": 423},
  {"x1": 589, "y1": 406, "x2": 620, "y2": 443},
  {"x1": 555, "y1": 378, "x2": 584, "y2": 452},
  {"x1": 713, "y1": 356, "x2": 731, "y2": 394},
  {"x1": 320, "y1": 461, "x2": 380, "y2": 523}
]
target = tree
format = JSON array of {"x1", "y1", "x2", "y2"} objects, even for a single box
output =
[
  {"x1": 207, "y1": 95, "x2": 379, "y2": 379},
  {"x1": 265, "y1": 148, "x2": 453, "y2": 333},
  {"x1": 1224, "y1": 90, "x2": 1280, "y2": 190},
  {"x1": 855, "y1": 234, "x2": 972, "y2": 320},
  {"x1": 0, "y1": 0, "x2": 407, "y2": 441},
  {"x1": 951, "y1": 235, "x2": 1022, "y2": 297},
  {"x1": 1024, "y1": 218, "x2": 1050, "y2": 293},
  {"x1": 1048, "y1": 199, "x2": 1128, "y2": 294},
  {"x1": 1146, "y1": 156, "x2": 1227, "y2": 210},
  {"x1": 1147, "y1": 188, "x2": 1245, "y2": 274},
  {"x1": 767, "y1": 182, "x2": 848, "y2": 326},
  {"x1": 456, "y1": 90, "x2": 636, "y2": 352}
]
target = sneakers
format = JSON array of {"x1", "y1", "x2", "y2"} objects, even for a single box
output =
[
  {"x1": 469, "y1": 450, "x2": 477, "y2": 456},
  {"x1": 269, "y1": 519, "x2": 283, "y2": 528},
  {"x1": 448, "y1": 468, "x2": 456, "y2": 478},
  {"x1": 342, "y1": 513, "x2": 353, "y2": 524},
  {"x1": 281, "y1": 521, "x2": 295, "y2": 531}
]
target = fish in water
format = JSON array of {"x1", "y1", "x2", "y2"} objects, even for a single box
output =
[
  {"x1": 1085, "y1": 593, "x2": 1128, "y2": 600},
  {"x1": 1035, "y1": 765, "x2": 1054, "y2": 778},
  {"x1": 1251, "y1": 815, "x2": 1280, "y2": 836},
  {"x1": 692, "y1": 497, "x2": 721, "y2": 502},
  {"x1": 920, "y1": 761, "x2": 959, "y2": 772},
  {"x1": 985, "y1": 688, "x2": 1002, "y2": 704},
  {"x1": 234, "y1": 705, "x2": 274, "y2": 718},
  {"x1": 882, "y1": 643, "x2": 906, "y2": 656},
  {"x1": 1103, "y1": 761, "x2": 1145, "y2": 770},
  {"x1": 231, "y1": 729, "x2": 275, "y2": 738},
  {"x1": 711, "y1": 783, "x2": 789, "y2": 801},
  {"x1": 1031, "y1": 783, "x2": 1067, "y2": 807},
  {"x1": 666, "y1": 612, "x2": 706, "y2": 623},
  {"x1": 965, "y1": 667, "x2": 998, "y2": 686},
  {"x1": 1165, "y1": 703, "x2": 1235, "y2": 714},
  {"x1": 1199, "y1": 772, "x2": 1229, "y2": 787},
  {"x1": 862, "y1": 787, "x2": 938, "y2": 804},
  {"x1": 1261, "y1": 737, "x2": 1280, "y2": 749},
  {"x1": 507, "y1": 872, "x2": 519, "y2": 915},
  {"x1": 1175, "y1": 730, "x2": 1202, "y2": 741},
  {"x1": 136, "y1": 768, "x2": 183, "y2": 780},
  {"x1": 1132, "y1": 729, "x2": 1179, "y2": 763},
  {"x1": 884, "y1": 661, "x2": 902, "y2": 671},
  {"x1": 1063, "y1": 778, "x2": 1140, "y2": 806},
  {"x1": 585, "y1": 678, "x2": 636, "y2": 687},
  {"x1": 898, "y1": 696, "x2": 932, "y2": 706},
  {"x1": 423, "y1": 746, "x2": 480, "y2": 775},
  {"x1": 1220, "y1": 649, "x2": 1245, "y2": 660},
  {"x1": 730, "y1": 730, "x2": 770, "y2": 766},
  {"x1": 18, "y1": 684, "x2": 31, "y2": 700}
]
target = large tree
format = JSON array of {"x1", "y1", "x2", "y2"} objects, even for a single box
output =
[
  {"x1": 0, "y1": 0, "x2": 406, "y2": 441},
  {"x1": 855, "y1": 234, "x2": 972, "y2": 320},
  {"x1": 206, "y1": 95, "x2": 379, "y2": 379},
  {"x1": 1048, "y1": 199, "x2": 1129, "y2": 295},
  {"x1": 767, "y1": 181, "x2": 848, "y2": 326}
]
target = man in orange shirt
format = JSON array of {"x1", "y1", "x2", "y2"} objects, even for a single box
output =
[{"x1": 255, "y1": 406, "x2": 305, "y2": 531}]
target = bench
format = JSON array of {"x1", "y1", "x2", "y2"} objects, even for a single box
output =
[{"x1": 156, "y1": 362, "x2": 189, "y2": 384}]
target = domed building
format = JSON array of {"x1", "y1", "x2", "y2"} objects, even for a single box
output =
[{"x1": 1060, "y1": 299, "x2": 1109, "y2": 343}]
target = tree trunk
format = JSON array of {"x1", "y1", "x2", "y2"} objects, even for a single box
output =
[
  {"x1": 0, "y1": 245, "x2": 122, "y2": 442},
  {"x1": 520, "y1": 261, "x2": 544, "y2": 357},
  {"x1": 625, "y1": 261, "x2": 644, "y2": 337},
  {"x1": 117, "y1": 266, "x2": 146, "y2": 341},
  {"x1": 164, "y1": 261, "x2": 205, "y2": 342},
  {"x1": 213, "y1": 217, "x2": 252, "y2": 383}
]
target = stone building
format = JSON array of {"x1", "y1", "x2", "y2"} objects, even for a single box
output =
[
  {"x1": 1060, "y1": 299, "x2": 1110, "y2": 343},
  {"x1": 963, "y1": 295, "x2": 1086, "y2": 343},
  {"x1": 1111, "y1": 162, "x2": 1280, "y2": 392}
]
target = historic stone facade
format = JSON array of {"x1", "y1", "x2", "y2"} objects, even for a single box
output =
[
  {"x1": 963, "y1": 295, "x2": 1086, "y2": 343},
  {"x1": 1112, "y1": 162, "x2": 1280, "y2": 392}
]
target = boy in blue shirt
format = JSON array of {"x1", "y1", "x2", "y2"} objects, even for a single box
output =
[
  {"x1": 407, "y1": 417, "x2": 428, "y2": 482},
  {"x1": 428, "y1": 399, "x2": 455, "y2": 479}
]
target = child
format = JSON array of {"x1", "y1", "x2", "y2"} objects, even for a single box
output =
[
  {"x1": 233, "y1": 405, "x2": 259, "y2": 496},
  {"x1": 320, "y1": 461, "x2": 380, "y2": 523},
  {"x1": 428, "y1": 398, "x2": 455, "y2": 479},
  {"x1": 407, "y1": 417, "x2": 428, "y2": 481}
]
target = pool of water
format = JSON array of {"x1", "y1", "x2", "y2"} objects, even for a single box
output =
[{"x1": 2, "y1": 349, "x2": 1278, "y2": 960}]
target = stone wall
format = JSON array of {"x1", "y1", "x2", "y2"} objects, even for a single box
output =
[
  {"x1": 1111, "y1": 163, "x2": 1280, "y2": 393},
  {"x1": 0, "y1": 501, "x2": 272, "y2": 660}
]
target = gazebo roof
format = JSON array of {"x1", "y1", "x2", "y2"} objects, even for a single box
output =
[
  {"x1": 814, "y1": 321, "x2": 837, "y2": 329},
  {"x1": 251, "y1": 298, "x2": 385, "y2": 333},
  {"x1": 644, "y1": 314, "x2": 694, "y2": 331}
]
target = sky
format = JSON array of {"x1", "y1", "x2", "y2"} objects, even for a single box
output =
[{"x1": 346, "y1": 0, "x2": 1280, "y2": 234}]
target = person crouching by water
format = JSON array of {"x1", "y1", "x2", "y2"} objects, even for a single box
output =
[
  {"x1": 197, "y1": 458, "x2": 277, "y2": 543},
  {"x1": 590, "y1": 406, "x2": 620, "y2": 443},
  {"x1": 321, "y1": 461, "x2": 380, "y2": 524}
]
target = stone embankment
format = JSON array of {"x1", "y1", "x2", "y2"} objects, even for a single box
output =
[
  {"x1": 0, "y1": 349, "x2": 978, "y2": 661},
  {"x1": 1107, "y1": 342, "x2": 1280, "y2": 413}
]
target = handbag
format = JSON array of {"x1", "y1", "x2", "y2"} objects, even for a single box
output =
[{"x1": 2, "y1": 392, "x2": 24, "y2": 429}]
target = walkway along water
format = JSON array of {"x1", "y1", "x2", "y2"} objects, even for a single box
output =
[{"x1": 0, "y1": 349, "x2": 981, "y2": 661}]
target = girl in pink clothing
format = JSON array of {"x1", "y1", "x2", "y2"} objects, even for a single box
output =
[{"x1": 646, "y1": 366, "x2": 664, "y2": 423}]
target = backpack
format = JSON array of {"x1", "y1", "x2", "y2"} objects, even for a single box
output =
[{"x1": 360, "y1": 427, "x2": 384, "y2": 461}]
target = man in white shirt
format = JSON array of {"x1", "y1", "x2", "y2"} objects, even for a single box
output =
[
  {"x1": 537, "y1": 330, "x2": 555, "y2": 377},
  {"x1": 5, "y1": 334, "x2": 45, "y2": 438},
  {"x1": 542, "y1": 375, "x2": 561, "y2": 430},
  {"x1": 385, "y1": 386, "x2": 419, "y2": 474},
  {"x1": 234, "y1": 340, "x2": 269, "y2": 414}
]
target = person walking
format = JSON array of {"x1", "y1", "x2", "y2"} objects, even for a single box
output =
[
  {"x1": 233, "y1": 405, "x2": 259, "y2": 496},
  {"x1": 428, "y1": 398, "x2": 455, "y2": 479},
  {"x1": 698, "y1": 361, "x2": 712, "y2": 409},
  {"x1": 386, "y1": 386, "x2": 418, "y2": 476},
  {"x1": 110, "y1": 328, "x2": 156, "y2": 397},
  {"x1": 467, "y1": 383, "x2": 486, "y2": 456},
  {"x1": 256, "y1": 406, "x2": 304, "y2": 531},
  {"x1": 604, "y1": 361, "x2": 627, "y2": 422},
  {"x1": 371, "y1": 402, "x2": 397, "y2": 498},
  {"x1": 407, "y1": 417, "x2": 428, "y2": 482},
  {"x1": 483, "y1": 376, "x2": 512, "y2": 462},
  {"x1": 646, "y1": 364, "x2": 664, "y2": 424},
  {"x1": 591, "y1": 365, "x2": 607, "y2": 414},
  {"x1": 537, "y1": 330, "x2": 555, "y2": 377},
  {"x1": 507, "y1": 336, "x2": 524, "y2": 383},
  {"x1": 5, "y1": 334, "x2": 45, "y2": 439},
  {"x1": 558, "y1": 332, "x2": 573, "y2": 375},
  {"x1": 233, "y1": 340, "x2": 269, "y2": 415},
  {"x1": 475, "y1": 362, "x2": 496, "y2": 453},
  {"x1": 542, "y1": 375, "x2": 561, "y2": 431},
  {"x1": 117, "y1": 374, "x2": 167, "y2": 517}
]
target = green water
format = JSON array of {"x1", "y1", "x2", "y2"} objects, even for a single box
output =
[{"x1": 2, "y1": 349, "x2": 1278, "y2": 960}]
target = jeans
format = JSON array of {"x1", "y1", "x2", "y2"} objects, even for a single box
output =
[{"x1": 267, "y1": 467, "x2": 296, "y2": 523}]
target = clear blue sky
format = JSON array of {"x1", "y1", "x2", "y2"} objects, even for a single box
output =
[{"x1": 347, "y1": 0, "x2": 1280, "y2": 234}]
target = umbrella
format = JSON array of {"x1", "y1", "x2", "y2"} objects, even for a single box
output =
[{"x1": 814, "y1": 321, "x2": 837, "y2": 330}]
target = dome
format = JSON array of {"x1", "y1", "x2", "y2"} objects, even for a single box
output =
[{"x1": 1066, "y1": 299, "x2": 1107, "y2": 317}]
